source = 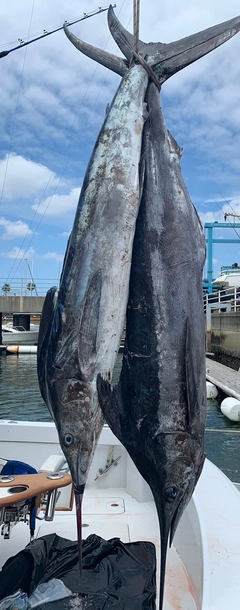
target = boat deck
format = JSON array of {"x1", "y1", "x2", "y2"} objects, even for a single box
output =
[
  {"x1": 206, "y1": 357, "x2": 240, "y2": 400},
  {"x1": 0, "y1": 487, "x2": 197, "y2": 610}
]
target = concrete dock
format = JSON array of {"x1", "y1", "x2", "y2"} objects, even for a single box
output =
[{"x1": 206, "y1": 357, "x2": 240, "y2": 400}]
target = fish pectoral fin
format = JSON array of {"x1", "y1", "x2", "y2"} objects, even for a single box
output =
[
  {"x1": 185, "y1": 320, "x2": 203, "y2": 428},
  {"x1": 139, "y1": 152, "x2": 146, "y2": 202},
  {"x1": 37, "y1": 286, "x2": 57, "y2": 404},
  {"x1": 97, "y1": 374, "x2": 123, "y2": 442},
  {"x1": 78, "y1": 270, "x2": 102, "y2": 380}
]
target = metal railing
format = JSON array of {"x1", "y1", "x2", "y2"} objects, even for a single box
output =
[
  {"x1": 218, "y1": 266, "x2": 240, "y2": 275},
  {"x1": 204, "y1": 286, "x2": 240, "y2": 315},
  {"x1": 0, "y1": 278, "x2": 59, "y2": 297}
]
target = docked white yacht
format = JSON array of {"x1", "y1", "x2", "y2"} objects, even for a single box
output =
[{"x1": 1, "y1": 325, "x2": 39, "y2": 346}]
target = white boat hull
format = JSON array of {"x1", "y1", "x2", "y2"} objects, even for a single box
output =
[{"x1": 1, "y1": 330, "x2": 38, "y2": 346}]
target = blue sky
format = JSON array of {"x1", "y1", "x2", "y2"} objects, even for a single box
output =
[{"x1": 0, "y1": 0, "x2": 240, "y2": 295}]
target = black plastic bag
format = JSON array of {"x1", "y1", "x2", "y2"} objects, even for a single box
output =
[{"x1": 0, "y1": 534, "x2": 156, "y2": 609}]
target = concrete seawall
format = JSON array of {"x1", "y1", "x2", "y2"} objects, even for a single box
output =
[
  {"x1": 0, "y1": 296, "x2": 45, "y2": 314},
  {"x1": 0, "y1": 296, "x2": 46, "y2": 342},
  {"x1": 206, "y1": 311, "x2": 240, "y2": 368}
]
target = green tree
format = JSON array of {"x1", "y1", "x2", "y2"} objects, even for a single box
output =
[
  {"x1": 27, "y1": 281, "x2": 36, "y2": 294},
  {"x1": 2, "y1": 283, "x2": 11, "y2": 295}
]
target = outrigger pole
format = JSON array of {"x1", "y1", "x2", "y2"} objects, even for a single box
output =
[{"x1": 0, "y1": 5, "x2": 116, "y2": 59}]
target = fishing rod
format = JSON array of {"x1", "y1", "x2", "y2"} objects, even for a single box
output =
[{"x1": 0, "y1": 5, "x2": 116, "y2": 59}]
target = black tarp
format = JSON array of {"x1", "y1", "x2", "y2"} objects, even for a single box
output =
[{"x1": 0, "y1": 534, "x2": 156, "y2": 609}]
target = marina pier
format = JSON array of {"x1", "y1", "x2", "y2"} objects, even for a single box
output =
[{"x1": 206, "y1": 358, "x2": 240, "y2": 401}]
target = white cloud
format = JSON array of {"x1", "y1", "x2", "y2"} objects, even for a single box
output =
[
  {"x1": 0, "y1": 154, "x2": 58, "y2": 200},
  {"x1": 41, "y1": 252, "x2": 64, "y2": 263},
  {"x1": 200, "y1": 210, "x2": 223, "y2": 225},
  {"x1": 59, "y1": 231, "x2": 71, "y2": 238},
  {"x1": 200, "y1": 197, "x2": 240, "y2": 227},
  {"x1": 0, "y1": 0, "x2": 240, "y2": 280},
  {"x1": 32, "y1": 187, "x2": 79, "y2": 216},
  {"x1": 0, "y1": 217, "x2": 33, "y2": 239},
  {"x1": 6, "y1": 246, "x2": 35, "y2": 260}
]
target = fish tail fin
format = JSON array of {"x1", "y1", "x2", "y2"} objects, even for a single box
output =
[
  {"x1": 97, "y1": 374, "x2": 122, "y2": 442},
  {"x1": 155, "y1": 16, "x2": 240, "y2": 83},
  {"x1": 63, "y1": 22, "x2": 127, "y2": 76},
  {"x1": 108, "y1": 5, "x2": 144, "y2": 62},
  {"x1": 108, "y1": 7, "x2": 240, "y2": 85}
]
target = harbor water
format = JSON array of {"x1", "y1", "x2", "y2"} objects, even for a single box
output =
[{"x1": 0, "y1": 354, "x2": 240, "y2": 482}]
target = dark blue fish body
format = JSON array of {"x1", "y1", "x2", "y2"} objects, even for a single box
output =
[
  {"x1": 97, "y1": 82, "x2": 207, "y2": 609},
  {"x1": 95, "y1": 11, "x2": 240, "y2": 606}
]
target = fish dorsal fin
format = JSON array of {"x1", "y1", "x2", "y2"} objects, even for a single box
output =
[
  {"x1": 97, "y1": 374, "x2": 122, "y2": 443},
  {"x1": 78, "y1": 270, "x2": 102, "y2": 381},
  {"x1": 167, "y1": 130, "x2": 183, "y2": 160},
  {"x1": 63, "y1": 23, "x2": 128, "y2": 76},
  {"x1": 37, "y1": 287, "x2": 56, "y2": 403}
]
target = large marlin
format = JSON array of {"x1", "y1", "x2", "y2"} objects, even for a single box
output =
[
  {"x1": 38, "y1": 3, "x2": 240, "y2": 577},
  {"x1": 96, "y1": 9, "x2": 240, "y2": 610},
  {"x1": 37, "y1": 61, "x2": 149, "y2": 565},
  {"x1": 97, "y1": 81, "x2": 206, "y2": 610}
]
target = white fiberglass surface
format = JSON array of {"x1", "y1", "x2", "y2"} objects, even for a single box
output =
[{"x1": 0, "y1": 488, "x2": 197, "y2": 610}]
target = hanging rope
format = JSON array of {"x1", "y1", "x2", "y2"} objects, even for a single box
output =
[
  {"x1": 132, "y1": 0, "x2": 160, "y2": 89},
  {"x1": 133, "y1": 0, "x2": 140, "y2": 54}
]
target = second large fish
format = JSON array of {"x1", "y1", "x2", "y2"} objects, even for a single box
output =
[
  {"x1": 97, "y1": 82, "x2": 207, "y2": 610},
  {"x1": 37, "y1": 62, "x2": 149, "y2": 563}
]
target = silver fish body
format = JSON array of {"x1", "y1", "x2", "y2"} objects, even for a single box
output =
[
  {"x1": 97, "y1": 82, "x2": 207, "y2": 609},
  {"x1": 37, "y1": 63, "x2": 148, "y2": 560}
]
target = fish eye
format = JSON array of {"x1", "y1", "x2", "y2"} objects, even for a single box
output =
[
  {"x1": 64, "y1": 433, "x2": 74, "y2": 446},
  {"x1": 164, "y1": 486, "x2": 178, "y2": 502}
]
